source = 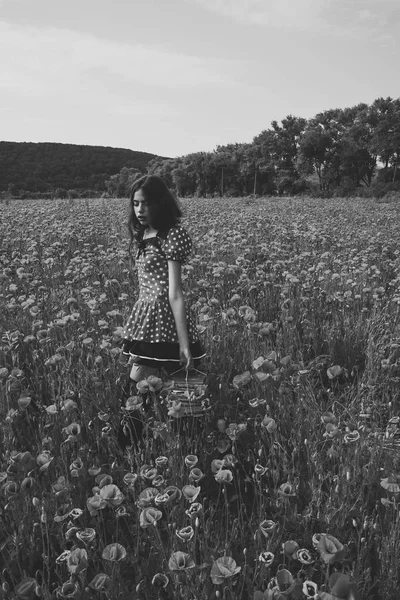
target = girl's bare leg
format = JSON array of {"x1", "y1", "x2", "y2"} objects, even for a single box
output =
[{"x1": 130, "y1": 363, "x2": 160, "y2": 383}]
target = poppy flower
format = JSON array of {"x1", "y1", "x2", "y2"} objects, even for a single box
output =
[
  {"x1": 51, "y1": 475, "x2": 72, "y2": 498},
  {"x1": 302, "y1": 580, "x2": 318, "y2": 598},
  {"x1": 86, "y1": 494, "x2": 107, "y2": 516},
  {"x1": 278, "y1": 482, "x2": 296, "y2": 498},
  {"x1": 53, "y1": 504, "x2": 72, "y2": 523},
  {"x1": 380, "y1": 475, "x2": 400, "y2": 494},
  {"x1": 88, "y1": 466, "x2": 102, "y2": 476},
  {"x1": 276, "y1": 567, "x2": 294, "y2": 592},
  {"x1": 321, "y1": 412, "x2": 337, "y2": 425},
  {"x1": 123, "y1": 472, "x2": 138, "y2": 488},
  {"x1": 344, "y1": 430, "x2": 360, "y2": 443},
  {"x1": 182, "y1": 485, "x2": 201, "y2": 503},
  {"x1": 124, "y1": 395, "x2": 143, "y2": 411},
  {"x1": 258, "y1": 551, "x2": 274, "y2": 566},
  {"x1": 232, "y1": 372, "x2": 252, "y2": 390},
  {"x1": 139, "y1": 507, "x2": 162, "y2": 528},
  {"x1": 17, "y1": 396, "x2": 32, "y2": 409},
  {"x1": 137, "y1": 376, "x2": 163, "y2": 394},
  {"x1": 99, "y1": 484, "x2": 124, "y2": 507},
  {"x1": 295, "y1": 548, "x2": 314, "y2": 564},
  {"x1": 36, "y1": 451, "x2": 53, "y2": 472},
  {"x1": 63, "y1": 422, "x2": 81, "y2": 437},
  {"x1": 327, "y1": 365, "x2": 343, "y2": 379},
  {"x1": 259, "y1": 520, "x2": 276, "y2": 537},
  {"x1": 217, "y1": 439, "x2": 231, "y2": 453},
  {"x1": 155, "y1": 456, "x2": 169, "y2": 467},
  {"x1": 323, "y1": 423, "x2": 340, "y2": 438},
  {"x1": 115, "y1": 506, "x2": 129, "y2": 518},
  {"x1": 176, "y1": 526, "x2": 195, "y2": 541},
  {"x1": 168, "y1": 400, "x2": 184, "y2": 418},
  {"x1": 282, "y1": 540, "x2": 300, "y2": 558},
  {"x1": 312, "y1": 533, "x2": 345, "y2": 564},
  {"x1": 76, "y1": 528, "x2": 96, "y2": 544},
  {"x1": 154, "y1": 492, "x2": 170, "y2": 505},
  {"x1": 152, "y1": 475, "x2": 165, "y2": 487},
  {"x1": 88, "y1": 573, "x2": 111, "y2": 593},
  {"x1": 185, "y1": 454, "x2": 198, "y2": 468},
  {"x1": 140, "y1": 464, "x2": 158, "y2": 481},
  {"x1": 163, "y1": 485, "x2": 182, "y2": 502},
  {"x1": 70, "y1": 457, "x2": 84, "y2": 477},
  {"x1": 152, "y1": 573, "x2": 169, "y2": 588},
  {"x1": 225, "y1": 422, "x2": 247, "y2": 440},
  {"x1": 215, "y1": 469, "x2": 233, "y2": 483},
  {"x1": 58, "y1": 581, "x2": 81, "y2": 598},
  {"x1": 211, "y1": 459, "x2": 225, "y2": 473},
  {"x1": 185, "y1": 502, "x2": 202, "y2": 518},
  {"x1": 223, "y1": 454, "x2": 238, "y2": 467},
  {"x1": 254, "y1": 463, "x2": 267, "y2": 476},
  {"x1": 67, "y1": 548, "x2": 88, "y2": 575},
  {"x1": 210, "y1": 556, "x2": 241, "y2": 584},
  {"x1": 168, "y1": 551, "x2": 195, "y2": 571},
  {"x1": 56, "y1": 550, "x2": 71, "y2": 564},
  {"x1": 21, "y1": 476, "x2": 35, "y2": 491},
  {"x1": 102, "y1": 543, "x2": 127, "y2": 561},
  {"x1": 262, "y1": 416, "x2": 277, "y2": 433},
  {"x1": 137, "y1": 487, "x2": 159, "y2": 508},
  {"x1": 189, "y1": 468, "x2": 205, "y2": 483}
]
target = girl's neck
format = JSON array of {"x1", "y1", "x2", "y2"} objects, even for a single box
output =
[{"x1": 143, "y1": 226, "x2": 158, "y2": 239}]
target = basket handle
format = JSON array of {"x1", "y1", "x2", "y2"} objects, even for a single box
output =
[{"x1": 169, "y1": 367, "x2": 207, "y2": 378}]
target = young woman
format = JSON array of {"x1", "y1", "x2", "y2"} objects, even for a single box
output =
[{"x1": 120, "y1": 174, "x2": 205, "y2": 385}]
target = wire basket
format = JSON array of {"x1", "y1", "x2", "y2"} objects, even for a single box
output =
[{"x1": 167, "y1": 368, "x2": 208, "y2": 418}]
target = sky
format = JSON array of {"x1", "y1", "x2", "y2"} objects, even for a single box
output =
[{"x1": 0, "y1": 0, "x2": 399, "y2": 158}]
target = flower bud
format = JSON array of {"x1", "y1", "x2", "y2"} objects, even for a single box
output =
[{"x1": 32, "y1": 497, "x2": 40, "y2": 507}]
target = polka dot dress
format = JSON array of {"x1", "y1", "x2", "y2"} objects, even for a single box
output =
[{"x1": 121, "y1": 226, "x2": 205, "y2": 364}]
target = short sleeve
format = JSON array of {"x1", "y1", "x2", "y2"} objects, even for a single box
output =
[{"x1": 163, "y1": 226, "x2": 192, "y2": 264}]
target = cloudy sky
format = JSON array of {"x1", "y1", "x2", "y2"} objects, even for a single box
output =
[{"x1": 0, "y1": 0, "x2": 398, "y2": 157}]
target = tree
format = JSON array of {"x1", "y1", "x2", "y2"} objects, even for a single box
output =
[
  {"x1": 105, "y1": 167, "x2": 142, "y2": 197},
  {"x1": 370, "y1": 97, "x2": 400, "y2": 182},
  {"x1": 298, "y1": 127, "x2": 333, "y2": 190}
]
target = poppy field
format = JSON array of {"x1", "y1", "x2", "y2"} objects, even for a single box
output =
[{"x1": 1, "y1": 195, "x2": 400, "y2": 600}]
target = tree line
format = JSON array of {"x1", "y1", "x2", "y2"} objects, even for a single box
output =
[{"x1": 108, "y1": 97, "x2": 400, "y2": 198}]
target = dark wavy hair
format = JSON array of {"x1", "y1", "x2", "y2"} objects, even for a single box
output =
[{"x1": 127, "y1": 175, "x2": 182, "y2": 252}]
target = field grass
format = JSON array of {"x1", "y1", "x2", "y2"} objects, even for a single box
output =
[{"x1": 0, "y1": 195, "x2": 400, "y2": 600}]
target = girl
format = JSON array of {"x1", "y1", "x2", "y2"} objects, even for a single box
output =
[{"x1": 120, "y1": 174, "x2": 205, "y2": 386}]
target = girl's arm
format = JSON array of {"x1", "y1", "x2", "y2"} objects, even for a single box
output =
[{"x1": 168, "y1": 260, "x2": 193, "y2": 369}]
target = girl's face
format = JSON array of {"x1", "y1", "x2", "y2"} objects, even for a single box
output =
[{"x1": 133, "y1": 189, "x2": 150, "y2": 227}]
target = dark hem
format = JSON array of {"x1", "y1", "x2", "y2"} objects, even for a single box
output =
[{"x1": 122, "y1": 339, "x2": 205, "y2": 361}]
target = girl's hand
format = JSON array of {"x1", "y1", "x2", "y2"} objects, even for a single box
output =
[{"x1": 180, "y1": 346, "x2": 193, "y2": 370}]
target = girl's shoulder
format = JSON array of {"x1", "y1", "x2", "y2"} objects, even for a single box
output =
[{"x1": 162, "y1": 225, "x2": 192, "y2": 263}]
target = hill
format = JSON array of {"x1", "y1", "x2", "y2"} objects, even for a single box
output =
[{"x1": 0, "y1": 141, "x2": 166, "y2": 194}]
